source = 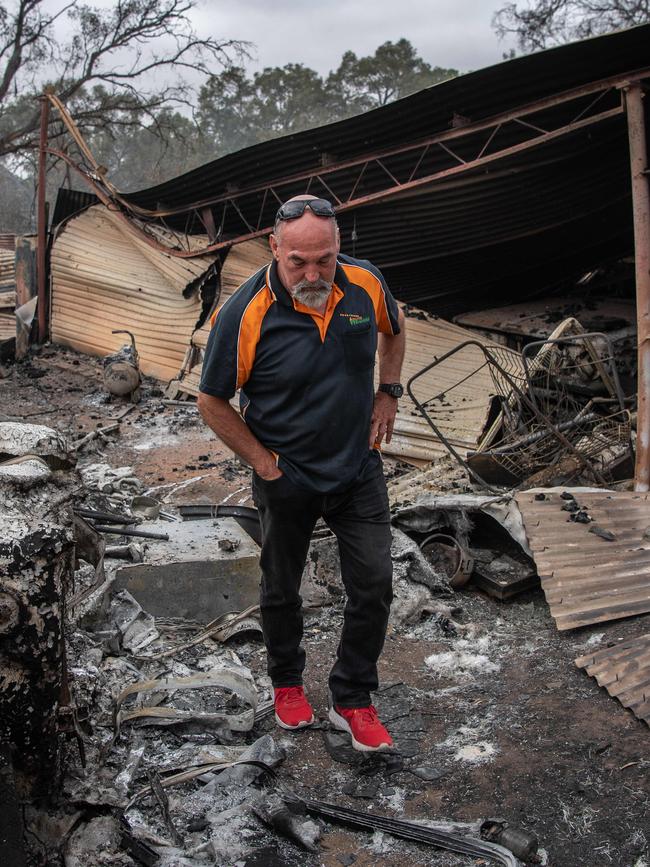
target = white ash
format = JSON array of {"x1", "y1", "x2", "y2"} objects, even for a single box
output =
[
  {"x1": 380, "y1": 786, "x2": 407, "y2": 813},
  {"x1": 206, "y1": 804, "x2": 258, "y2": 865},
  {"x1": 391, "y1": 527, "x2": 454, "y2": 594},
  {"x1": 367, "y1": 829, "x2": 395, "y2": 854},
  {"x1": 573, "y1": 631, "x2": 606, "y2": 650},
  {"x1": 64, "y1": 815, "x2": 131, "y2": 867},
  {"x1": 80, "y1": 462, "x2": 144, "y2": 496},
  {"x1": 390, "y1": 576, "x2": 443, "y2": 627},
  {"x1": 453, "y1": 742, "x2": 497, "y2": 764},
  {"x1": 440, "y1": 723, "x2": 498, "y2": 766},
  {"x1": 0, "y1": 457, "x2": 52, "y2": 486},
  {"x1": 424, "y1": 636, "x2": 500, "y2": 680}
]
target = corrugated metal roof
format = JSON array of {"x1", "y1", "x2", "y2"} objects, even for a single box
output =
[
  {"x1": 516, "y1": 490, "x2": 650, "y2": 630},
  {"x1": 125, "y1": 25, "x2": 650, "y2": 212},
  {"x1": 52, "y1": 25, "x2": 650, "y2": 315},
  {"x1": 575, "y1": 633, "x2": 650, "y2": 726},
  {"x1": 50, "y1": 205, "x2": 218, "y2": 381}
]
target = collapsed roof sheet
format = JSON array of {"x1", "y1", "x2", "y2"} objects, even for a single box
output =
[
  {"x1": 575, "y1": 633, "x2": 650, "y2": 726},
  {"x1": 516, "y1": 490, "x2": 650, "y2": 630},
  {"x1": 124, "y1": 25, "x2": 650, "y2": 215},
  {"x1": 50, "y1": 206, "x2": 218, "y2": 381},
  {"x1": 52, "y1": 25, "x2": 650, "y2": 316},
  {"x1": 455, "y1": 296, "x2": 636, "y2": 341}
]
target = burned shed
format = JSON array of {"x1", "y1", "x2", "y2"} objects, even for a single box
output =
[
  {"x1": 50, "y1": 23, "x2": 649, "y2": 312},
  {"x1": 46, "y1": 24, "x2": 650, "y2": 480},
  {"x1": 5, "y1": 24, "x2": 650, "y2": 867}
]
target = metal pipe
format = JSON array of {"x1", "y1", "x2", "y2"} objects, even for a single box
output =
[
  {"x1": 625, "y1": 83, "x2": 650, "y2": 491},
  {"x1": 93, "y1": 526, "x2": 169, "y2": 541},
  {"x1": 36, "y1": 95, "x2": 50, "y2": 342}
]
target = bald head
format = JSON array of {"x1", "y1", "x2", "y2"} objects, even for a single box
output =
[{"x1": 272, "y1": 194, "x2": 338, "y2": 237}]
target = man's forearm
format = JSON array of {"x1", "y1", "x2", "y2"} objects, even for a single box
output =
[
  {"x1": 197, "y1": 393, "x2": 278, "y2": 477},
  {"x1": 378, "y1": 310, "x2": 406, "y2": 383}
]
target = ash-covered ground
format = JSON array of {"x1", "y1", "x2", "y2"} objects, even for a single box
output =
[{"x1": 2, "y1": 346, "x2": 649, "y2": 867}]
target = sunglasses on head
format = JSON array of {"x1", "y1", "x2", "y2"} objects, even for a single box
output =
[{"x1": 275, "y1": 198, "x2": 336, "y2": 222}]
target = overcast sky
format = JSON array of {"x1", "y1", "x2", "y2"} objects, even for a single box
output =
[{"x1": 191, "y1": 0, "x2": 515, "y2": 76}]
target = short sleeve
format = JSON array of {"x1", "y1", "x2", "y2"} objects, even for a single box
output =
[
  {"x1": 351, "y1": 258, "x2": 401, "y2": 335},
  {"x1": 374, "y1": 268, "x2": 400, "y2": 335},
  {"x1": 199, "y1": 299, "x2": 239, "y2": 399}
]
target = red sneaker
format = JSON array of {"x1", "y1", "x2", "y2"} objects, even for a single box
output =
[
  {"x1": 329, "y1": 704, "x2": 393, "y2": 752},
  {"x1": 274, "y1": 687, "x2": 315, "y2": 730}
]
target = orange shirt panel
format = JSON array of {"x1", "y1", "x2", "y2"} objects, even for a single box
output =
[
  {"x1": 236, "y1": 287, "x2": 275, "y2": 388},
  {"x1": 340, "y1": 263, "x2": 395, "y2": 335}
]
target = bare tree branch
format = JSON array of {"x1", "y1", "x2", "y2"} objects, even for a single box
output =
[
  {"x1": 493, "y1": 0, "x2": 650, "y2": 52},
  {"x1": 0, "y1": 0, "x2": 248, "y2": 157}
]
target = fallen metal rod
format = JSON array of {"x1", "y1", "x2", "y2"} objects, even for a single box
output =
[
  {"x1": 302, "y1": 799, "x2": 524, "y2": 867},
  {"x1": 72, "y1": 423, "x2": 119, "y2": 451},
  {"x1": 74, "y1": 508, "x2": 138, "y2": 525},
  {"x1": 135, "y1": 604, "x2": 261, "y2": 661},
  {"x1": 468, "y1": 413, "x2": 599, "y2": 457},
  {"x1": 93, "y1": 525, "x2": 169, "y2": 541},
  {"x1": 161, "y1": 399, "x2": 198, "y2": 408}
]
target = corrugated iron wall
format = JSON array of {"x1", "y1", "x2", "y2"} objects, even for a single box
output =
[
  {"x1": 50, "y1": 207, "x2": 218, "y2": 381},
  {"x1": 0, "y1": 236, "x2": 15, "y2": 347}
]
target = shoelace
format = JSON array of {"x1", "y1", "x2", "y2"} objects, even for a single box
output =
[
  {"x1": 278, "y1": 687, "x2": 306, "y2": 706},
  {"x1": 352, "y1": 706, "x2": 380, "y2": 725}
]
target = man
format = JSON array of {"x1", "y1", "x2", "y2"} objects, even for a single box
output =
[{"x1": 197, "y1": 195, "x2": 406, "y2": 752}]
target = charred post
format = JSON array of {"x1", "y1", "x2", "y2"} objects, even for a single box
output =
[
  {"x1": 37, "y1": 94, "x2": 50, "y2": 344},
  {"x1": 624, "y1": 82, "x2": 650, "y2": 491}
]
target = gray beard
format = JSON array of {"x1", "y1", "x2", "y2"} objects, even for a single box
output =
[{"x1": 290, "y1": 277, "x2": 332, "y2": 309}]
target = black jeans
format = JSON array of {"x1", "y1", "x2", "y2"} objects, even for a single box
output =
[{"x1": 252, "y1": 461, "x2": 393, "y2": 708}]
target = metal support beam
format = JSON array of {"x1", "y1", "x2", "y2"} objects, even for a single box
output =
[
  {"x1": 625, "y1": 84, "x2": 650, "y2": 491},
  {"x1": 36, "y1": 95, "x2": 49, "y2": 343},
  {"x1": 46, "y1": 103, "x2": 624, "y2": 261}
]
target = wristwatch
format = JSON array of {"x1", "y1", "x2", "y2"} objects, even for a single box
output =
[{"x1": 378, "y1": 382, "x2": 404, "y2": 398}]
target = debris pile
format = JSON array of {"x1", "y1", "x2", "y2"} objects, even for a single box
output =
[
  {"x1": 2, "y1": 311, "x2": 649, "y2": 866},
  {"x1": 410, "y1": 315, "x2": 634, "y2": 490},
  {"x1": 0, "y1": 422, "x2": 77, "y2": 797}
]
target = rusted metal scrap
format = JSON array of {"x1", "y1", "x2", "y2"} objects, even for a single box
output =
[
  {"x1": 516, "y1": 490, "x2": 650, "y2": 630},
  {"x1": 408, "y1": 320, "x2": 633, "y2": 489},
  {"x1": 575, "y1": 632, "x2": 650, "y2": 725}
]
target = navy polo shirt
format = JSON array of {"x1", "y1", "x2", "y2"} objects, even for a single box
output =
[{"x1": 199, "y1": 253, "x2": 401, "y2": 493}]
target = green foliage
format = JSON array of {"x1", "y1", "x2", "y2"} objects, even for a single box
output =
[
  {"x1": 196, "y1": 40, "x2": 459, "y2": 157},
  {"x1": 327, "y1": 39, "x2": 458, "y2": 108}
]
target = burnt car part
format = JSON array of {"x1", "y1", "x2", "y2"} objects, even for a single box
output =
[{"x1": 301, "y1": 798, "x2": 526, "y2": 866}]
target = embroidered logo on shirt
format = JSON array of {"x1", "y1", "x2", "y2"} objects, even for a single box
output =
[{"x1": 340, "y1": 313, "x2": 370, "y2": 327}]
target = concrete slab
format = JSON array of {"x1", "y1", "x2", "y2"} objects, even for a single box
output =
[{"x1": 113, "y1": 517, "x2": 260, "y2": 622}]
